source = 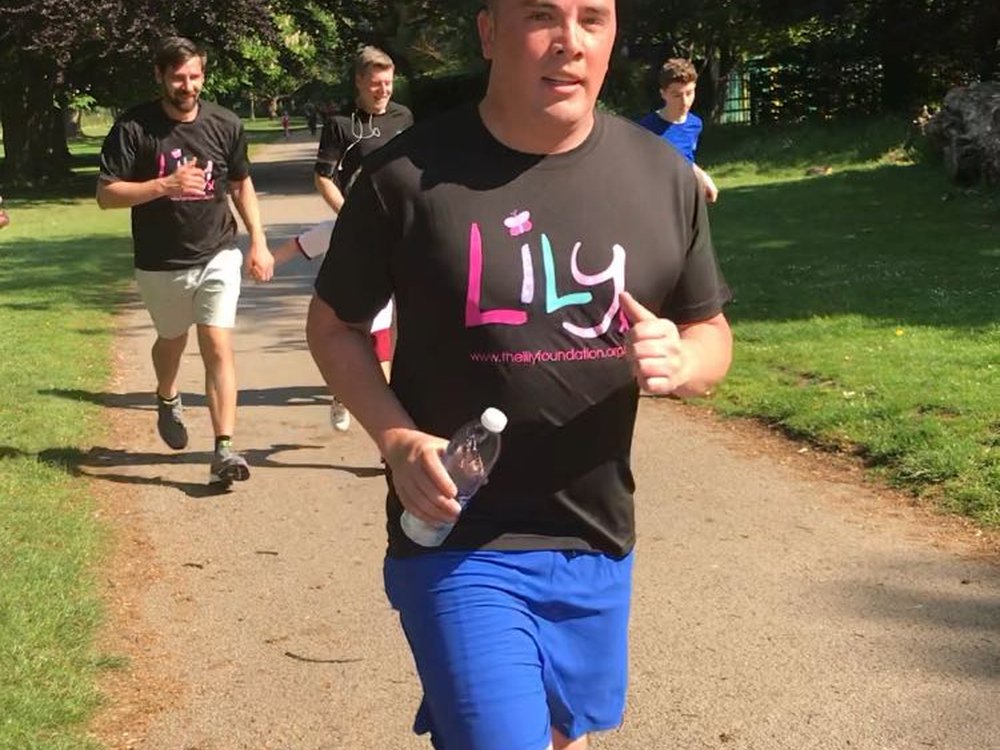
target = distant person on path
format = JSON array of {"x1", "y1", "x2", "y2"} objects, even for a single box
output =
[
  {"x1": 0, "y1": 197, "x2": 8, "y2": 229},
  {"x1": 97, "y1": 36, "x2": 273, "y2": 487},
  {"x1": 305, "y1": 45, "x2": 413, "y2": 430},
  {"x1": 281, "y1": 110, "x2": 290, "y2": 139},
  {"x1": 305, "y1": 102, "x2": 319, "y2": 136},
  {"x1": 637, "y1": 57, "x2": 719, "y2": 203},
  {"x1": 307, "y1": 1, "x2": 732, "y2": 748}
]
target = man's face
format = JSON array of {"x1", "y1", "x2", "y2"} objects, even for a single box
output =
[
  {"x1": 479, "y1": 0, "x2": 617, "y2": 128},
  {"x1": 356, "y1": 67, "x2": 394, "y2": 114},
  {"x1": 156, "y1": 56, "x2": 204, "y2": 117},
  {"x1": 660, "y1": 80, "x2": 696, "y2": 121}
]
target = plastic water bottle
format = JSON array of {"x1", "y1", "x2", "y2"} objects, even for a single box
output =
[{"x1": 400, "y1": 407, "x2": 507, "y2": 547}]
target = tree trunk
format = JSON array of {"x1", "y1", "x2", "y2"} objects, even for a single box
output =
[
  {"x1": 696, "y1": 45, "x2": 740, "y2": 124},
  {"x1": 0, "y1": 79, "x2": 30, "y2": 182},
  {"x1": 49, "y1": 87, "x2": 72, "y2": 167},
  {"x1": 64, "y1": 107, "x2": 82, "y2": 138},
  {"x1": 880, "y1": 52, "x2": 921, "y2": 112},
  {"x1": 972, "y1": 4, "x2": 1000, "y2": 81},
  {"x1": 0, "y1": 62, "x2": 72, "y2": 183}
]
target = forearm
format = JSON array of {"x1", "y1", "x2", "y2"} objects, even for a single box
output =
[
  {"x1": 675, "y1": 314, "x2": 733, "y2": 397},
  {"x1": 314, "y1": 173, "x2": 345, "y2": 213},
  {"x1": 306, "y1": 295, "x2": 416, "y2": 451},
  {"x1": 272, "y1": 238, "x2": 305, "y2": 267},
  {"x1": 96, "y1": 177, "x2": 167, "y2": 209},
  {"x1": 229, "y1": 177, "x2": 266, "y2": 243},
  {"x1": 692, "y1": 164, "x2": 719, "y2": 203}
]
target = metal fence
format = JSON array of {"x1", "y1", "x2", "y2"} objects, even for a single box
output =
[{"x1": 721, "y1": 57, "x2": 885, "y2": 124}]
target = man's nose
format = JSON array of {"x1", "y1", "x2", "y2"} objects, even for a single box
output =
[{"x1": 554, "y1": 20, "x2": 584, "y2": 56}]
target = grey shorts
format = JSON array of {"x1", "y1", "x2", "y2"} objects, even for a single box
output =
[{"x1": 135, "y1": 248, "x2": 242, "y2": 339}]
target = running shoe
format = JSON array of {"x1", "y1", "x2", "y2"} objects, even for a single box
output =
[
  {"x1": 156, "y1": 393, "x2": 189, "y2": 450},
  {"x1": 209, "y1": 442, "x2": 250, "y2": 487},
  {"x1": 330, "y1": 398, "x2": 351, "y2": 432}
]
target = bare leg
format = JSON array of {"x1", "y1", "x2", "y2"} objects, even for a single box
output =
[
  {"x1": 380, "y1": 359, "x2": 391, "y2": 382},
  {"x1": 151, "y1": 332, "x2": 189, "y2": 398},
  {"x1": 196, "y1": 324, "x2": 237, "y2": 437},
  {"x1": 553, "y1": 728, "x2": 588, "y2": 750}
]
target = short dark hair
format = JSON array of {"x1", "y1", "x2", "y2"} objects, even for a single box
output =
[
  {"x1": 658, "y1": 58, "x2": 697, "y2": 89},
  {"x1": 154, "y1": 36, "x2": 207, "y2": 73}
]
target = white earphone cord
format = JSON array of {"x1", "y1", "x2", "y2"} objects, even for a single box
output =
[{"x1": 338, "y1": 111, "x2": 382, "y2": 172}]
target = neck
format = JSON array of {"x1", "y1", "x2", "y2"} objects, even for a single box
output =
[
  {"x1": 478, "y1": 95, "x2": 595, "y2": 155},
  {"x1": 357, "y1": 99, "x2": 388, "y2": 116},
  {"x1": 659, "y1": 106, "x2": 686, "y2": 124},
  {"x1": 161, "y1": 99, "x2": 198, "y2": 123}
]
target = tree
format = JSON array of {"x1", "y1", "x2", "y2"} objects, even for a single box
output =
[
  {"x1": 0, "y1": 0, "x2": 282, "y2": 184},
  {"x1": 0, "y1": 0, "x2": 116, "y2": 181},
  {"x1": 4, "y1": 0, "x2": 996, "y2": 184},
  {"x1": 618, "y1": 0, "x2": 999, "y2": 121},
  {"x1": 617, "y1": 0, "x2": 814, "y2": 117}
]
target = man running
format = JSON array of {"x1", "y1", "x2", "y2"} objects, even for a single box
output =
[{"x1": 98, "y1": 36, "x2": 273, "y2": 487}]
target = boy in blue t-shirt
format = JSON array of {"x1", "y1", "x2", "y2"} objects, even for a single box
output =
[{"x1": 637, "y1": 58, "x2": 719, "y2": 203}]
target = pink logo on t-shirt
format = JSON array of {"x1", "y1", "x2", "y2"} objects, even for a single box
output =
[
  {"x1": 465, "y1": 210, "x2": 626, "y2": 340},
  {"x1": 503, "y1": 210, "x2": 532, "y2": 237},
  {"x1": 157, "y1": 150, "x2": 216, "y2": 201}
]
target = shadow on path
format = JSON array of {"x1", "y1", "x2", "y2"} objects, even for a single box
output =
[
  {"x1": 39, "y1": 385, "x2": 331, "y2": 410},
  {"x1": 0, "y1": 444, "x2": 384, "y2": 499}
]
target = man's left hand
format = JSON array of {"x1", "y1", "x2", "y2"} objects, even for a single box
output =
[{"x1": 246, "y1": 242, "x2": 274, "y2": 282}]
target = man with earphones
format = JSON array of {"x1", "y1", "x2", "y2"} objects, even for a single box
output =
[
  {"x1": 300, "y1": 45, "x2": 412, "y2": 430},
  {"x1": 314, "y1": 46, "x2": 413, "y2": 213}
]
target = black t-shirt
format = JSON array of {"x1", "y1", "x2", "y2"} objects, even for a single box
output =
[
  {"x1": 314, "y1": 101, "x2": 413, "y2": 192},
  {"x1": 314, "y1": 104, "x2": 730, "y2": 559},
  {"x1": 99, "y1": 100, "x2": 250, "y2": 271}
]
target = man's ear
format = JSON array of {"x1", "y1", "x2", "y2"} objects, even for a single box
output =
[
  {"x1": 154, "y1": 65, "x2": 163, "y2": 84},
  {"x1": 477, "y1": 8, "x2": 495, "y2": 61}
]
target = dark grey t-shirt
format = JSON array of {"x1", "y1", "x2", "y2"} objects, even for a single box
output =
[
  {"x1": 314, "y1": 101, "x2": 413, "y2": 192},
  {"x1": 99, "y1": 100, "x2": 249, "y2": 270},
  {"x1": 315, "y1": 104, "x2": 730, "y2": 558}
]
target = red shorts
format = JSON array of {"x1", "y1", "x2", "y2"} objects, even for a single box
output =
[{"x1": 371, "y1": 328, "x2": 393, "y2": 363}]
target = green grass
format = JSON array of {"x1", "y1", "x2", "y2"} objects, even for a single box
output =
[
  {"x1": 700, "y1": 117, "x2": 1000, "y2": 522},
  {"x1": 0, "y1": 190, "x2": 133, "y2": 748}
]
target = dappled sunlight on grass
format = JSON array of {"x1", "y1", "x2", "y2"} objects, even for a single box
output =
[{"x1": 704, "y1": 124, "x2": 999, "y2": 521}]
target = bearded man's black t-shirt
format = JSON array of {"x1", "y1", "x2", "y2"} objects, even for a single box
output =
[
  {"x1": 99, "y1": 100, "x2": 250, "y2": 271},
  {"x1": 314, "y1": 104, "x2": 730, "y2": 558}
]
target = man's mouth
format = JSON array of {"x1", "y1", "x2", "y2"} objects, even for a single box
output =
[{"x1": 543, "y1": 76, "x2": 583, "y2": 88}]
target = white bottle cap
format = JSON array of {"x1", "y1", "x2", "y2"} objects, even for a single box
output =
[{"x1": 480, "y1": 407, "x2": 507, "y2": 433}]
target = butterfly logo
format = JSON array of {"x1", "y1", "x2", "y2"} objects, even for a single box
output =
[{"x1": 503, "y1": 210, "x2": 533, "y2": 237}]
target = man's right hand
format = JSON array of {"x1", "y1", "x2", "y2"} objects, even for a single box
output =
[
  {"x1": 381, "y1": 427, "x2": 461, "y2": 525},
  {"x1": 163, "y1": 160, "x2": 206, "y2": 198}
]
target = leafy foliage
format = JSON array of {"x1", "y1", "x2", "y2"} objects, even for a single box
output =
[{"x1": 1, "y1": 0, "x2": 997, "y2": 181}]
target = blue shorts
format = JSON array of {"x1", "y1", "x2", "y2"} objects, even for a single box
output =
[{"x1": 384, "y1": 549, "x2": 634, "y2": 750}]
